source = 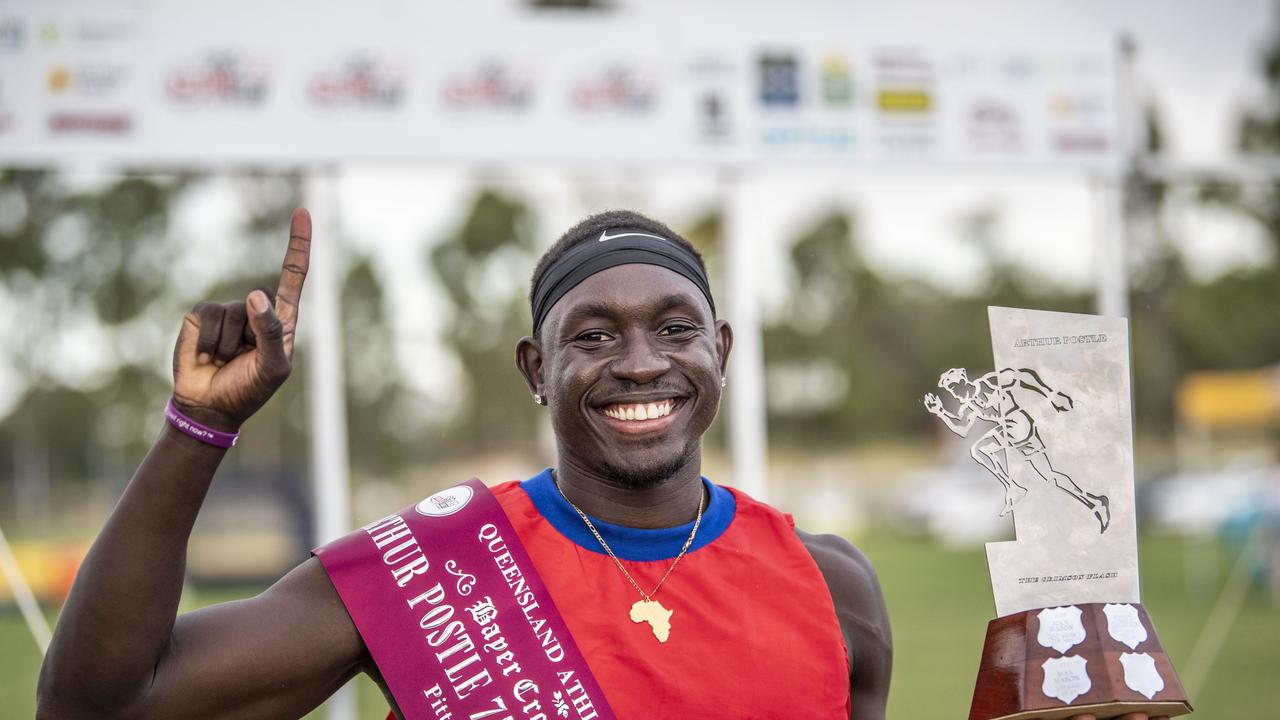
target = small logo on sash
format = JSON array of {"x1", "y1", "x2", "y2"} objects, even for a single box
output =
[{"x1": 415, "y1": 485, "x2": 474, "y2": 517}]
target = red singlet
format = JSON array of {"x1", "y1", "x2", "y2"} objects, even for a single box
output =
[{"x1": 490, "y1": 469, "x2": 851, "y2": 719}]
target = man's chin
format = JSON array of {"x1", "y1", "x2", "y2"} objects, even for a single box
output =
[{"x1": 600, "y1": 447, "x2": 699, "y2": 490}]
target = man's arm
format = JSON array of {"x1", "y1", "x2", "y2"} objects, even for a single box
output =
[
  {"x1": 797, "y1": 530, "x2": 892, "y2": 720},
  {"x1": 36, "y1": 210, "x2": 369, "y2": 719}
]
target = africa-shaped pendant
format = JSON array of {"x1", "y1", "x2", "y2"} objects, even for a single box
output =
[{"x1": 630, "y1": 599, "x2": 673, "y2": 643}]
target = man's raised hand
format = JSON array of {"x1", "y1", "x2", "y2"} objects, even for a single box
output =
[{"x1": 170, "y1": 208, "x2": 311, "y2": 431}]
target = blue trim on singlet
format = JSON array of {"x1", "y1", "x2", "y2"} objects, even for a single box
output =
[{"x1": 520, "y1": 467, "x2": 736, "y2": 562}]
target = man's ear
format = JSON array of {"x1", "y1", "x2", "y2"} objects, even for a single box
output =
[
  {"x1": 714, "y1": 319, "x2": 733, "y2": 378},
  {"x1": 515, "y1": 334, "x2": 545, "y2": 398}
]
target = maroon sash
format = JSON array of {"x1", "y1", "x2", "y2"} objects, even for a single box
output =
[{"x1": 314, "y1": 479, "x2": 616, "y2": 720}]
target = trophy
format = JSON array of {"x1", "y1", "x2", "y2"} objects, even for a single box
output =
[{"x1": 924, "y1": 307, "x2": 1192, "y2": 720}]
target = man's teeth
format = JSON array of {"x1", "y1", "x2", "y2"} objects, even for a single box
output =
[{"x1": 603, "y1": 400, "x2": 675, "y2": 421}]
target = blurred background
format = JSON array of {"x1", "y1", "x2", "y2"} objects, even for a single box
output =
[{"x1": 1, "y1": 0, "x2": 1278, "y2": 718}]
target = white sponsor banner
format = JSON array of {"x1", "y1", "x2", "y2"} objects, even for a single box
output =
[{"x1": 0, "y1": 1, "x2": 1119, "y2": 169}]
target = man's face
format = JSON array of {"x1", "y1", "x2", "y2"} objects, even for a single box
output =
[{"x1": 518, "y1": 263, "x2": 731, "y2": 488}]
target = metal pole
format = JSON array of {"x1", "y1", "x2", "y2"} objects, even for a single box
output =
[
  {"x1": 1095, "y1": 35, "x2": 1138, "y2": 319},
  {"x1": 721, "y1": 168, "x2": 769, "y2": 500},
  {"x1": 303, "y1": 168, "x2": 356, "y2": 720},
  {"x1": 1095, "y1": 176, "x2": 1129, "y2": 318}
]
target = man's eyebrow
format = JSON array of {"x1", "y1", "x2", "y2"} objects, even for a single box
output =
[
  {"x1": 558, "y1": 293, "x2": 707, "y2": 327},
  {"x1": 559, "y1": 301, "x2": 620, "y2": 326},
  {"x1": 652, "y1": 292, "x2": 705, "y2": 315}
]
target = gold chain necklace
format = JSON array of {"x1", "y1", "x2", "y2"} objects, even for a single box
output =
[{"x1": 555, "y1": 479, "x2": 704, "y2": 643}]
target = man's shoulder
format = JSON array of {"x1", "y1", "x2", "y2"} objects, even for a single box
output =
[
  {"x1": 794, "y1": 527, "x2": 892, "y2": 691},
  {"x1": 794, "y1": 529, "x2": 880, "y2": 603},
  {"x1": 489, "y1": 477, "x2": 527, "y2": 498}
]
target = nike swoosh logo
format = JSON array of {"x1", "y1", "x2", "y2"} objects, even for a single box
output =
[{"x1": 598, "y1": 229, "x2": 668, "y2": 243}]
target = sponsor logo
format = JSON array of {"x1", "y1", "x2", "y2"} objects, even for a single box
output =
[
  {"x1": 47, "y1": 63, "x2": 127, "y2": 97},
  {"x1": 71, "y1": 20, "x2": 134, "y2": 46},
  {"x1": 875, "y1": 127, "x2": 935, "y2": 155},
  {"x1": 874, "y1": 49, "x2": 933, "y2": 76},
  {"x1": 875, "y1": 49, "x2": 936, "y2": 121},
  {"x1": 687, "y1": 54, "x2": 734, "y2": 141},
  {"x1": 307, "y1": 56, "x2": 404, "y2": 109},
  {"x1": 1053, "y1": 132, "x2": 1109, "y2": 154},
  {"x1": 442, "y1": 61, "x2": 533, "y2": 110},
  {"x1": 1001, "y1": 55, "x2": 1038, "y2": 81},
  {"x1": 47, "y1": 66, "x2": 71, "y2": 93},
  {"x1": 0, "y1": 17, "x2": 22, "y2": 50},
  {"x1": 699, "y1": 92, "x2": 729, "y2": 139},
  {"x1": 1049, "y1": 92, "x2": 1106, "y2": 120},
  {"x1": 570, "y1": 65, "x2": 655, "y2": 112},
  {"x1": 38, "y1": 21, "x2": 58, "y2": 46},
  {"x1": 166, "y1": 53, "x2": 270, "y2": 106},
  {"x1": 819, "y1": 54, "x2": 854, "y2": 107},
  {"x1": 876, "y1": 88, "x2": 930, "y2": 114},
  {"x1": 47, "y1": 112, "x2": 131, "y2": 135},
  {"x1": 967, "y1": 98, "x2": 1023, "y2": 153},
  {"x1": 598, "y1": 229, "x2": 666, "y2": 243},
  {"x1": 873, "y1": 49, "x2": 934, "y2": 119},
  {"x1": 758, "y1": 53, "x2": 800, "y2": 107},
  {"x1": 415, "y1": 485, "x2": 474, "y2": 517},
  {"x1": 759, "y1": 124, "x2": 855, "y2": 153}
]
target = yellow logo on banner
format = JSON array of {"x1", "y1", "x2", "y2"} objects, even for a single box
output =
[
  {"x1": 47, "y1": 66, "x2": 71, "y2": 93},
  {"x1": 877, "y1": 88, "x2": 931, "y2": 113}
]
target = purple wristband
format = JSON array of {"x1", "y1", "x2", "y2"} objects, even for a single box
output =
[{"x1": 164, "y1": 400, "x2": 239, "y2": 448}]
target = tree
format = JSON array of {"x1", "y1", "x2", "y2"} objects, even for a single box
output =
[
  {"x1": 0, "y1": 169, "x2": 194, "y2": 521},
  {"x1": 763, "y1": 211, "x2": 934, "y2": 443},
  {"x1": 1177, "y1": 22, "x2": 1280, "y2": 371},
  {"x1": 427, "y1": 189, "x2": 542, "y2": 453}
]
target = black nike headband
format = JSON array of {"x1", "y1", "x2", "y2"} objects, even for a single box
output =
[{"x1": 531, "y1": 228, "x2": 716, "y2": 333}]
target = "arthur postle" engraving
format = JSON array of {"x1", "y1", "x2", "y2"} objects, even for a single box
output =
[
  {"x1": 357, "y1": 509, "x2": 605, "y2": 720},
  {"x1": 362, "y1": 513, "x2": 498, "y2": 709}
]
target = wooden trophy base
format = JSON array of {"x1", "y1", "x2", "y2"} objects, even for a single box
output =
[{"x1": 970, "y1": 603, "x2": 1192, "y2": 720}]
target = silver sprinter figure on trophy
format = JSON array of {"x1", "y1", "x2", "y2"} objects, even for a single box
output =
[{"x1": 925, "y1": 366, "x2": 1110, "y2": 533}]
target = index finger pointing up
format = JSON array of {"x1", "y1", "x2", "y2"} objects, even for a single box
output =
[{"x1": 276, "y1": 207, "x2": 312, "y2": 356}]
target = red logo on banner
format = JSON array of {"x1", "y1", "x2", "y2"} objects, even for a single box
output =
[{"x1": 166, "y1": 53, "x2": 269, "y2": 106}]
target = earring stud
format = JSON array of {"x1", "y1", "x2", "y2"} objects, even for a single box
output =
[
  {"x1": 533, "y1": 393, "x2": 543, "y2": 405},
  {"x1": 720, "y1": 376, "x2": 727, "y2": 388}
]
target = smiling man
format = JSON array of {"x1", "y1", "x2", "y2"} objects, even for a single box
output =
[
  {"x1": 36, "y1": 209, "x2": 1152, "y2": 720},
  {"x1": 503, "y1": 211, "x2": 888, "y2": 717}
]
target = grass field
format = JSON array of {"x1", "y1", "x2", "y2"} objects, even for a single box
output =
[{"x1": 3, "y1": 532, "x2": 1276, "y2": 719}]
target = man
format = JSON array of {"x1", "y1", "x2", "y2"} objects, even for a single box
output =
[{"x1": 34, "y1": 209, "x2": 1159, "y2": 720}]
